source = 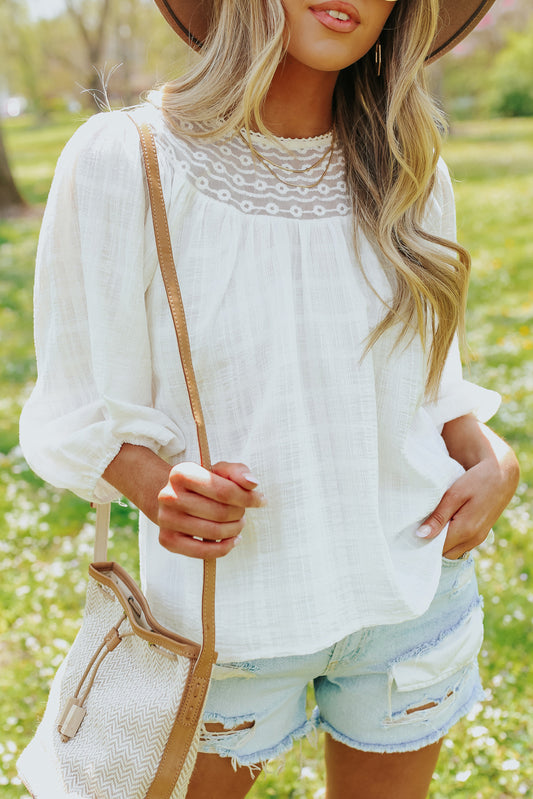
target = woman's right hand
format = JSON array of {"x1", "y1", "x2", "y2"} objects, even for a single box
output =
[{"x1": 157, "y1": 461, "x2": 265, "y2": 559}]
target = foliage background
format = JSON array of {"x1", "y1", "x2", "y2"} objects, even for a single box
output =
[{"x1": 1, "y1": 1, "x2": 532, "y2": 797}]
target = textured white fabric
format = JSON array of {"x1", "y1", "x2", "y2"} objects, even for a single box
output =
[{"x1": 20, "y1": 104, "x2": 501, "y2": 660}]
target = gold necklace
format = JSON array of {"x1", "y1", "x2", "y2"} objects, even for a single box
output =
[{"x1": 238, "y1": 128, "x2": 336, "y2": 190}]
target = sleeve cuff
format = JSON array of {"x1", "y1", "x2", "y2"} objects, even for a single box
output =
[{"x1": 423, "y1": 380, "x2": 502, "y2": 431}]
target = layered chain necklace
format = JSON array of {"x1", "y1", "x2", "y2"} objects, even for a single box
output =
[{"x1": 238, "y1": 127, "x2": 336, "y2": 190}]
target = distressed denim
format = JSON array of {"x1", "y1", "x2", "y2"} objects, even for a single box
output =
[{"x1": 200, "y1": 556, "x2": 484, "y2": 768}]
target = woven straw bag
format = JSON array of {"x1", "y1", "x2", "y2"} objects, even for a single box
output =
[{"x1": 17, "y1": 121, "x2": 217, "y2": 799}]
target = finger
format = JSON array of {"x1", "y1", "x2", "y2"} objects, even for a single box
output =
[
  {"x1": 416, "y1": 487, "x2": 468, "y2": 540},
  {"x1": 167, "y1": 462, "x2": 265, "y2": 508},
  {"x1": 159, "y1": 527, "x2": 242, "y2": 560},
  {"x1": 158, "y1": 506, "x2": 245, "y2": 541},
  {"x1": 442, "y1": 544, "x2": 469, "y2": 560},
  {"x1": 442, "y1": 515, "x2": 471, "y2": 559},
  {"x1": 212, "y1": 462, "x2": 263, "y2": 491},
  {"x1": 444, "y1": 532, "x2": 490, "y2": 560},
  {"x1": 442, "y1": 513, "x2": 491, "y2": 558},
  {"x1": 161, "y1": 489, "x2": 246, "y2": 525}
]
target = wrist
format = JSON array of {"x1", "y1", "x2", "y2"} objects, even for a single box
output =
[
  {"x1": 442, "y1": 415, "x2": 519, "y2": 502},
  {"x1": 103, "y1": 444, "x2": 172, "y2": 524},
  {"x1": 441, "y1": 415, "x2": 492, "y2": 470}
]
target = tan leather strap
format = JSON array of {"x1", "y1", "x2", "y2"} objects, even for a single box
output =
[
  {"x1": 140, "y1": 129, "x2": 211, "y2": 471},
  {"x1": 93, "y1": 502, "x2": 110, "y2": 562},
  {"x1": 131, "y1": 118, "x2": 217, "y2": 799}
]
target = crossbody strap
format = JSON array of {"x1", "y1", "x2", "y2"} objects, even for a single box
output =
[
  {"x1": 95, "y1": 120, "x2": 216, "y2": 673},
  {"x1": 140, "y1": 118, "x2": 219, "y2": 799},
  {"x1": 92, "y1": 117, "x2": 216, "y2": 799},
  {"x1": 134, "y1": 118, "x2": 216, "y2": 677}
]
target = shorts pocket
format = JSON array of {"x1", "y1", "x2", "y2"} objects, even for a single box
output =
[
  {"x1": 385, "y1": 603, "x2": 483, "y2": 726},
  {"x1": 391, "y1": 603, "x2": 483, "y2": 691},
  {"x1": 438, "y1": 554, "x2": 476, "y2": 597},
  {"x1": 441, "y1": 553, "x2": 473, "y2": 565}
]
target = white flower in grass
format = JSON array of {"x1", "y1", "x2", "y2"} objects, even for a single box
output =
[
  {"x1": 502, "y1": 759, "x2": 519, "y2": 771},
  {"x1": 456, "y1": 770, "x2": 472, "y2": 782},
  {"x1": 469, "y1": 725, "x2": 489, "y2": 738},
  {"x1": 467, "y1": 702, "x2": 483, "y2": 721}
]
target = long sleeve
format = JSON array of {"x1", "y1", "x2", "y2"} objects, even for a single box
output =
[
  {"x1": 422, "y1": 159, "x2": 501, "y2": 429},
  {"x1": 19, "y1": 111, "x2": 186, "y2": 502}
]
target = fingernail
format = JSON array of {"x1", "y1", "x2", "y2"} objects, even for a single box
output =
[
  {"x1": 232, "y1": 535, "x2": 243, "y2": 547},
  {"x1": 257, "y1": 493, "x2": 267, "y2": 507},
  {"x1": 243, "y1": 472, "x2": 259, "y2": 486},
  {"x1": 416, "y1": 524, "x2": 432, "y2": 538}
]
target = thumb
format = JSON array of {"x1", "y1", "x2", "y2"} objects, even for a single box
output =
[{"x1": 416, "y1": 495, "x2": 457, "y2": 540}]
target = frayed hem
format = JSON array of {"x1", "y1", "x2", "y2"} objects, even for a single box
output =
[
  {"x1": 316, "y1": 681, "x2": 485, "y2": 754},
  {"x1": 201, "y1": 716, "x2": 316, "y2": 775},
  {"x1": 203, "y1": 711, "x2": 256, "y2": 728}
]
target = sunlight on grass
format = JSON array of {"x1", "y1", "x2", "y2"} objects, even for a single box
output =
[{"x1": 0, "y1": 114, "x2": 531, "y2": 799}]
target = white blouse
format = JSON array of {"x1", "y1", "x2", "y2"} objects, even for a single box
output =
[{"x1": 20, "y1": 104, "x2": 500, "y2": 660}]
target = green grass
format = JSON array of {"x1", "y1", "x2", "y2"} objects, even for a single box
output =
[
  {"x1": 1, "y1": 114, "x2": 532, "y2": 798},
  {"x1": 3, "y1": 113, "x2": 87, "y2": 206}
]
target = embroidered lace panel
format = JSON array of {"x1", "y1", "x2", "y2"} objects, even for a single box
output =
[{"x1": 156, "y1": 121, "x2": 351, "y2": 220}]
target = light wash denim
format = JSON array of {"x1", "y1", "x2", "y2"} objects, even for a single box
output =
[{"x1": 199, "y1": 556, "x2": 484, "y2": 768}]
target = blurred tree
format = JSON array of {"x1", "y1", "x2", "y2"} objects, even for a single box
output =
[
  {"x1": 1, "y1": 0, "x2": 188, "y2": 112},
  {"x1": 487, "y1": 21, "x2": 533, "y2": 116},
  {"x1": 441, "y1": 0, "x2": 533, "y2": 119},
  {"x1": 63, "y1": 0, "x2": 114, "y2": 104},
  {"x1": 0, "y1": 0, "x2": 48, "y2": 116},
  {"x1": 103, "y1": 0, "x2": 191, "y2": 106},
  {"x1": 0, "y1": 126, "x2": 25, "y2": 211}
]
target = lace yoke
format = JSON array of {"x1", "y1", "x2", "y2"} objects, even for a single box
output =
[{"x1": 155, "y1": 120, "x2": 351, "y2": 220}]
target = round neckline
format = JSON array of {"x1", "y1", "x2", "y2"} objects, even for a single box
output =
[{"x1": 245, "y1": 128, "x2": 333, "y2": 153}]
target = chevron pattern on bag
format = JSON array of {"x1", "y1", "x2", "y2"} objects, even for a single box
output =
[
  {"x1": 20, "y1": 575, "x2": 199, "y2": 799},
  {"x1": 60, "y1": 578, "x2": 194, "y2": 798}
]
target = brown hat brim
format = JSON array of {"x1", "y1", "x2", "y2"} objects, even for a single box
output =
[
  {"x1": 427, "y1": 0, "x2": 498, "y2": 64},
  {"x1": 154, "y1": 0, "x2": 498, "y2": 63}
]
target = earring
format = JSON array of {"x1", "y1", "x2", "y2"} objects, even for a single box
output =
[{"x1": 375, "y1": 42, "x2": 382, "y2": 77}]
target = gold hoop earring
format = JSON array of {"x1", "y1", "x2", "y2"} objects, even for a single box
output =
[{"x1": 375, "y1": 42, "x2": 382, "y2": 77}]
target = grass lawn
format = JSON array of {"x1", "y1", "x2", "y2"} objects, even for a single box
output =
[{"x1": 0, "y1": 113, "x2": 531, "y2": 798}]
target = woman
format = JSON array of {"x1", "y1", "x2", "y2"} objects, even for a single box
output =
[{"x1": 20, "y1": 1, "x2": 519, "y2": 797}]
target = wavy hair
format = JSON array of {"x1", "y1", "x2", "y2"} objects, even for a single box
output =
[{"x1": 160, "y1": 0, "x2": 470, "y2": 397}]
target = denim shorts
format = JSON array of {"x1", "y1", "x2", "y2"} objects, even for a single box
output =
[{"x1": 199, "y1": 556, "x2": 485, "y2": 768}]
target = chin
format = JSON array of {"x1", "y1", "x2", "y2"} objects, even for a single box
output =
[{"x1": 287, "y1": 42, "x2": 370, "y2": 72}]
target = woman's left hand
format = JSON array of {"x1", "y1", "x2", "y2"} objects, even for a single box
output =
[{"x1": 416, "y1": 416, "x2": 520, "y2": 559}]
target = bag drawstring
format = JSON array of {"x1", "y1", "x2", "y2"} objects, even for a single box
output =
[{"x1": 57, "y1": 614, "x2": 131, "y2": 742}]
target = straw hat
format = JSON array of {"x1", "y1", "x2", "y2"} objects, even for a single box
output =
[{"x1": 153, "y1": 0, "x2": 497, "y2": 63}]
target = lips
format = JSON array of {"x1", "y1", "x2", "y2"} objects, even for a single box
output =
[{"x1": 309, "y1": 2, "x2": 361, "y2": 33}]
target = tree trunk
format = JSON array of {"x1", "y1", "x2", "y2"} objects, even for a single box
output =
[
  {"x1": 0, "y1": 126, "x2": 25, "y2": 212},
  {"x1": 66, "y1": 0, "x2": 114, "y2": 107}
]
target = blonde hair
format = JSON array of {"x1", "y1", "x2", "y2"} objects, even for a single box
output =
[{"x1": 161, "y1": 0, "x2": 470, "y2": 397}]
